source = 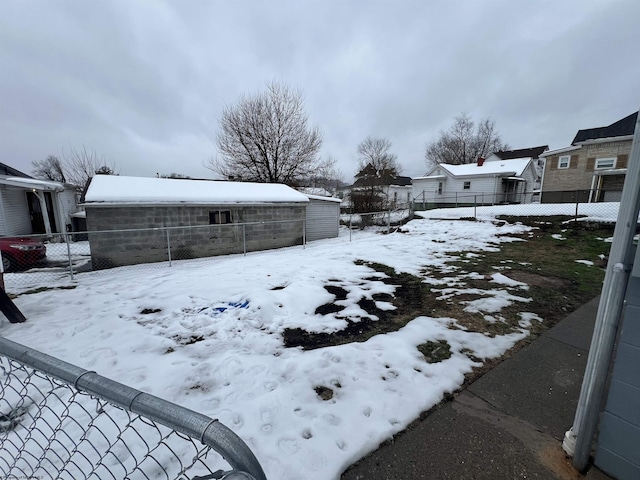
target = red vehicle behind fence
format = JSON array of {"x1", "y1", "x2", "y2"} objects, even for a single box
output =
[{"x1": 0, "y1": 237, "x2": 47, "y2": 272}]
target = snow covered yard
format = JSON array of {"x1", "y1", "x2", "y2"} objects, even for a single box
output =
[{"x1": 0, "y1": 210, "x2": 609, "y2": 480}]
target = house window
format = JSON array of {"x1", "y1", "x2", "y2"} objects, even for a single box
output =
[
  {"x1": 209, "y1": 210, "x2": 232, "y2": 224},
  {"x1": 437, "y1": 182, "x2": 443, "y2": 194},
  {"x1": 463, "y1": 181, "x2": 471, "y2": 190},
  {"x1": 595, "y1": 158, "x2": 616, "y2": 169},
  {"x1": 558, "y1": 155, "x2": 570, "y2": 169},
  {"x1": 407, "y1": 192, "x2": 410, "y2": 202}
]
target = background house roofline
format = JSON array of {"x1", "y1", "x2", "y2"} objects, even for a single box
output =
[{"x1": 571, "y1": 111, "x2": 638, "y2": 144}]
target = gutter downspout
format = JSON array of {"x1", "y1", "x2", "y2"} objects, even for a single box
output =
[{"x1": 564, "y1": 108, "x2": 640, "y2": 471}]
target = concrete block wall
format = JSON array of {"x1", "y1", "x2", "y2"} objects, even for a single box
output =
[
  {"x1": 542, "y1": 139, "x2": 632, "y2": 192},
  {"x1": 85, "y1": 204, "x2": 305, "y2": 269}
]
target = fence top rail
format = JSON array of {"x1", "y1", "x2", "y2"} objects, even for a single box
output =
[{"x1": 0, "y1": 336, "x2": 266, "y2": 480}]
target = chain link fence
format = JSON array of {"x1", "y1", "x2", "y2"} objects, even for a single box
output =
[
  {"x1": 0, "y1": 194, "x2": 626, "y2": 295},
  {"x1": 339, "y1": 207, "x2": 414, "y2": 230},
  {"x1": 0, "y1": 337, "x2": 265, "y2": 480},
  {"x1": 412, "y1": 189, "x2": 622, "y2": 223},
  {"x1": 1, "y1": 217, "x2": 315, "y2": 295}
]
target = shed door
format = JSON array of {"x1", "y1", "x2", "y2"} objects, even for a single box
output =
[{"x1": 306, "y1": 200, "x2": 339, "y2": 241}]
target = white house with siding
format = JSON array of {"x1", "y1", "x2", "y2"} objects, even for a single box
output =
[
  {"x1": 0, "y1": 163, "x2": 78, "y2": 237},
  {"x1": 412, "y1": 156, "x2": 539, "y2": 208}
]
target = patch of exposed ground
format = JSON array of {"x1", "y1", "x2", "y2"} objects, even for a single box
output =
[
  {"x1": 283, "y1": 217, "x2": 611, "y2": 353},
  {"x1": 417, "y1": 340, "x2": 452, "y2": 363},
  {"x1": 283, "y1": 261, "x2": 428, "y2": 350},
  {"x1": 18, "y1": 285, "x2": 77, "y2": 297}
]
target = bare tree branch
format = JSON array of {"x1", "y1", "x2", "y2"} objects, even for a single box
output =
[
  {"x1": 352, "y1": 136, "x2": 402, "y2": 212},
  {"x1": 356, "y1": 136, "x2": 401, "y2": 178},
  {"x1": 425, "y1": 113, "x2": 509, "y2": 168},
  {"x1": 62, "y1": 146, "x2": 118, "y2": 190},
  {"x1": 207, "y1": 81, "x2": 323, "y2": 186},
  {"x1": 31, "y1": 155, "x2": 66, "y2": 183}
]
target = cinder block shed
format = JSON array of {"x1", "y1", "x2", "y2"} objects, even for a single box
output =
[{"x1": 83, "y1": 175, "x2": 311, "y2": 268}]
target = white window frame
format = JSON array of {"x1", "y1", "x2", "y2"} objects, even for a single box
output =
[
  {"x1": 595, "y1": 157, "x2": 616, "y2": 170},
  {"x1": 463, "y1": 181, "x2": 471, "y2": 190},
  {"x1": 558, "y1": 155, "x2": 570, "y2": 169}
]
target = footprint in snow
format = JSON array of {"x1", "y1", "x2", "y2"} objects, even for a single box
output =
[
  {"x1": 277, "y1": 437, "x2": 300, "y2": 455},
  {"x1": 323, "y1": 414, "x2": 341, "y2": 426}
]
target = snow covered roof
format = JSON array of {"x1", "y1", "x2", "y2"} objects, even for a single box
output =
[
  {"x1": 0, "y1": 176, "x2": 65, "y2": 192},
  {"x1": 416, "y1": 158, "x2": 532, "y2": 180},
  {"x1": 84, "y1": 175, "x2": 310, "y2": 205},
  {"x1": 305, "y1": 194, "x2": 342, "y2": 203}
]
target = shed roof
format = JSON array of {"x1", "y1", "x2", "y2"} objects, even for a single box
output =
[
  {"x1": 84, "y1": 175, "x2": 310, "y2": 205},
  {"x1": 306, "y1": 194, "x2": 342, "y2": 203}
]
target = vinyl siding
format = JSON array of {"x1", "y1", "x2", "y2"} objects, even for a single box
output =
[
  {"x1": 0, "y1": 187, "x2": 31, "y2": 236},
  {"x1": 56, "y1": 188, "x2": 79, "y2": 231},
  {"x1": 305, "y1": 199, "x2": 339, "y2": 241}
]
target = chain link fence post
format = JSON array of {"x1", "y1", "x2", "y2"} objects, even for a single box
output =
[
  {"x1": 243, "y1": 224, "x2": 246, "y2": 256},
  {"x1": 166, "y1": 228, "x2": 172, "y2": 267},
  {"x1": 64, "y1": 232, "x2": 74, "y2": 281}
]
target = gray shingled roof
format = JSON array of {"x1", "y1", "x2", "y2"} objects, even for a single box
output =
[
  {"x1": 493, "y1": 146, "x2": 548, "y2": 160},
  {"x1": 572, "y1": 111, "x2": 638, "y2": 144},
  {"x1": 0, "y1": 162, "x2": 32, "y2": 178}
]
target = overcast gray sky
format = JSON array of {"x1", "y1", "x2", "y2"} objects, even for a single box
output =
[{"x1": 1, "y1": 0, "x2": 639, "y2": 182}]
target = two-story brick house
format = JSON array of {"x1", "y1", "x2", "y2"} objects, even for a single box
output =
[{"x1": 540, "y1": 111, "x2": 637, "y2": 203}]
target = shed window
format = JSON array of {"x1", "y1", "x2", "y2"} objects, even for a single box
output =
[
  {"x1": 209, "y1": 210, "x2": 232, "y2": 224},
  {"x1": 595, "y1": 158, "x2": 616, "y2": 169},
  {"x1": 558, "y1": 155, "x2": 570, "y2": 169},
  {"x1": 437, "y1": 182, "x2": 443, "y2": 194},
  {"x1": 463, "y1": 181, "x2": 471, "y2": 190}
]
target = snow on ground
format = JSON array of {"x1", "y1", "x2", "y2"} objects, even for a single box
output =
[
  {"x1": 576, "y1": 260, "x2": 594, "y2": 266},
  {"x1": 1, "y1": 216, "x2": 546, "y2": 479},
  {"x1": 415, "y1": 202, "x2": 621, "y2": 223}
]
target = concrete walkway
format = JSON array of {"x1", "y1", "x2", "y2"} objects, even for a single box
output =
[{"x1": 342, "y1": 296, "x2": 612, "y2": 479}]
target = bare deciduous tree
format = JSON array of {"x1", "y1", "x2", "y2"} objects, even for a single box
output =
[
  {"x1": 207, "y1": 81, "x2": 325, "y2": 186},
  {"x1": 62, "y1": 146, "x2": 117, "y2": 190},
  {"x1": 31, "y1": 155, "x2": 67, "y2": 183},
  {"x1": 351, "y1": 137, "x2": 401, "y2": 212},
  {"x1": 32, "y1": 147, "x2": 117, "y2": 191},
  {"x1": 356, "y1": 136, "x2": 401, "y2": 177},
  {"x1": 425, "y1": 113, "x2": 509, "y2": 168}
]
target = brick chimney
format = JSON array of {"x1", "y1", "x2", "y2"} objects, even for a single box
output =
[{"x1": 477, "y1": 157, "x2": 485, "y2": 166}]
